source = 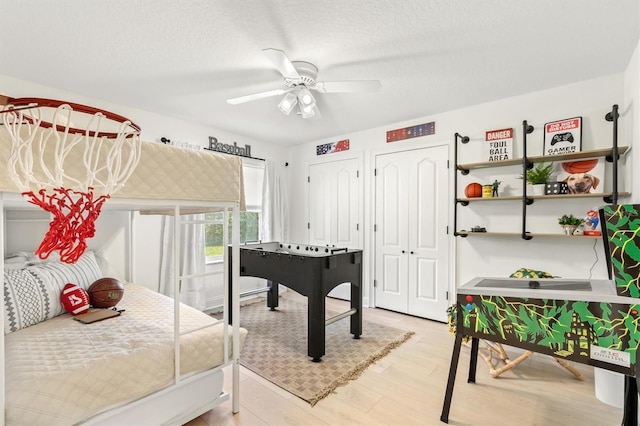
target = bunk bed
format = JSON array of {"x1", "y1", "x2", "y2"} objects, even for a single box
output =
[{"x1": 0, "y1": 126, "x2": 247, "y2": 425}]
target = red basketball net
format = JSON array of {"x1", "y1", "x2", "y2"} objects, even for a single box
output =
[
  {"x1": 23, "y1": 187, "x2": 109, "y2": 264},
  {"x1": 1, "y1": 98, "x2": 142, "y2": 264}
]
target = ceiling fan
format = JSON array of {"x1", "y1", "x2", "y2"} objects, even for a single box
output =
[{"x1": 226, "y1": 48, "x2": 381, "y2": 119}]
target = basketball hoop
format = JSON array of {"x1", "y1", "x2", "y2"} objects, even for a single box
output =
[{"x1": 1, "y1": 97, "x2": 142, "y2": 263}]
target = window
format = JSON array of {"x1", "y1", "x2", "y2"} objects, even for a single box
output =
[{"x1": 205, "y1": 158, "x2": 265, "y2": 262}]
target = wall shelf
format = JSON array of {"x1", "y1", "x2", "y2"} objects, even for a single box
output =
[
  {"x1": 453, "y1": 104, "x2": 629, "y2": 239},
  {"x1": 457, "y1": 146, "x2": 630, "y2": 172},
  {"x1": 456, "y1": 230, "x2": 602, "y2": 239},
  {"x1": 457, "y1": 192, "x2": 631, "y2": 204}
]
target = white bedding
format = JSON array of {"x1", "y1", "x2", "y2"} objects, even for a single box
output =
[{"x1": 4, "y1": 283, "x2": 247, "y2": 426}]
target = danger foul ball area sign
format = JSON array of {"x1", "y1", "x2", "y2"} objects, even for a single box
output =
[{"x1": 484, "y1": 127, "x2": 513, "y2": 162}]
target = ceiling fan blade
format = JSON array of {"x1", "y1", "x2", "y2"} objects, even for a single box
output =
[
  {"x1": 314, "y1": 80, "x2": 381, "y2": 94},
  {"x1": 262, "y1": 48, "x2": 300, "y2": 80},
  {"x1": 226, "y1": 88, "x2": 290, "y2": 105}
]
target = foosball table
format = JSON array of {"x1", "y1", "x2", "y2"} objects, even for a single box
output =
[
  {"x1": 228, "y1": 242, "x2": 363, "y2": 362},
  {"x1": 441, "y1": 204, "x2": 640, "y2": 425}
]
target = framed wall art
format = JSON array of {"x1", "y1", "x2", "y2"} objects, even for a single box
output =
[{"x1": 555, "y1": 158, "x2": 604, "y2": 195}]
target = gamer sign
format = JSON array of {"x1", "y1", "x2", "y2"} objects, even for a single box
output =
[{"x1": 543, "y1": 117, "x2": 582, "y2": 156}]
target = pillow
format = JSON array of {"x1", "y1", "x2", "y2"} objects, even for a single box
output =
[
  {"x1": 3, "y1": 252, "x2": 37, "y2": 270},
  {"x1": 4, "y1": 250, "x2": 103, "y2": 334},
  {"x1": 92, "y1": 249, "x2": 120, "y2": 279},
  {"x1": 26, "y1": 250, "x2": 103, "y2": 291}
]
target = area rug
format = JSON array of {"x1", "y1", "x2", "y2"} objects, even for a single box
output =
[{"x1": 237, "y1": 297, "x2": 414, "y2": 406}]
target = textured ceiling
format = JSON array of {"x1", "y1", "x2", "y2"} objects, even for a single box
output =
[{"x1": 1, "y1": 1, "x2": 638, "y2": 146}]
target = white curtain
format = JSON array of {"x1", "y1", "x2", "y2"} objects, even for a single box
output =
[
  {"x1": 159, "y1": 214, "x2": 207, "y2": 311},
  {"x1": 261, "y1": 160, "x2": 289, "y2": 242}
]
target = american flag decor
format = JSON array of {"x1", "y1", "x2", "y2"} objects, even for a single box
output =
[
  {"x1": 386, "y1": 121, "x2": 435, "y2": 142},
  {"x1": 316, "y1": 139, "x2": 350, "y2": 156}
]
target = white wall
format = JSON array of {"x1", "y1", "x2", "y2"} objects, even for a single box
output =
[
  {"x1": 624, "y1": 40, "x2": 640, "y2": 204},
  {"x1": 287, "y1": 71, "x2": 636, "y2": 309},
  {"x1": 0, "y1": 74, "x2": 288, "y2": 309},
  {"x1": 4, "y1": 45, "x2": 638, "y2": 311}
]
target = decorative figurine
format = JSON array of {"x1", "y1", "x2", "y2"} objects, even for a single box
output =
[
  {"x1": 584, "y1": 209, "x2": 601, "y2": 236},
  {"x1": 492, "y1": 179, "x2": 501, "y2": 197}
]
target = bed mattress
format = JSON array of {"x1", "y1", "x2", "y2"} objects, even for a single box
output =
[
  {"x1": 4, "y1": 283, "x2": 247, "y2": 426},
  {"x1": 0, "y1": 130, "x2": 244, "y2": 205}
]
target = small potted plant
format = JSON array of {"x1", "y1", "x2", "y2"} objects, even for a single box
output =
[
  {"x1": 520, "y1": 162, "x2": 553, "y2": 195},
  {"x1": 558, "y1": 214, "x2": 584, "y2": 235}
]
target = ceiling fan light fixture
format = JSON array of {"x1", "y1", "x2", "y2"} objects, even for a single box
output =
[
  {"x1": 297, "y1": 86, "x2": 316, "y2": 109},
  {"x1": 300, "y1": 103, "x2": 317, "y2": 119},
  {"x1": 277, "y1": 92, "x2": 298, "y2": 115}
]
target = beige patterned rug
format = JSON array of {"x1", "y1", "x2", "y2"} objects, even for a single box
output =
[{"x1": 237, "y1": 297, "x2": 414, "y2": 406}]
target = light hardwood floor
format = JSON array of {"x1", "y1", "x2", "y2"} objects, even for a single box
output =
[{"x1": 187, "y1": 292, "x2": 625, "y2": 426}]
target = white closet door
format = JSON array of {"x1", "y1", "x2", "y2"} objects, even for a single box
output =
[
  {"x1": 375, "y1": 146, "x2": 449, "y2": 321},
  {"x1": 407, "y1": 145, "x2": 449, "y2": 320},
  {"x1": 333, "y1": 165, "x2": 359, "y2": 247},
  {"x1": 308, "y1": 164, "x2": 332, "y2": 247},
  {"x1": 308, "y1": 158, "x2": 360, "y2": 300},
  {"x1": 374, "y1": 150, "x2": 411, "y2": 312}
]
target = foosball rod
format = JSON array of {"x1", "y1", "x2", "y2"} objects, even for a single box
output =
[
  {"x1": 239, "y1": 286, "x2": 271, "y2": 298},
  {"x1": 326, "y1": 308, "x2": 357, "y2": 326}
]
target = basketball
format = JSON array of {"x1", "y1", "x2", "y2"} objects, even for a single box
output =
[
  {"x1": 88, "y1": 277, "x2": 124, "y2": 308},
  {"x1": 60, "y1": 283, "x2": 90, "y2": 315},
  {"x1": 464, "y1": 182, "x2": 482, "y2": 198},
  {"x1": 562, "y1": 159, "x2": 598, "y2": 174}
]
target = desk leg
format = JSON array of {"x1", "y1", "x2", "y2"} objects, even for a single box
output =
[
  {"x1": 267, "y1": 280, "x2": 279, "y2": 311},
  {"x1": 622, "y1": 375, "x2": 638, "y2": 426},
  {"x1": 308, "y1": 293, "x2": 325, "y2": 362},
  {"x1": 468, "y1": 337, "x2": 479, "y2": 383},
  {"x1": 440, "y1": 331, "x2": 464, "y2": 423}
]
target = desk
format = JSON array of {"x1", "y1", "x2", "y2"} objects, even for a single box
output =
[
  {"x1": 229, "y1": 242, "x2": 363, "y2": 362},
  {"x1": 441, "y1": 277, "x2": 640, "y2": 425}
]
